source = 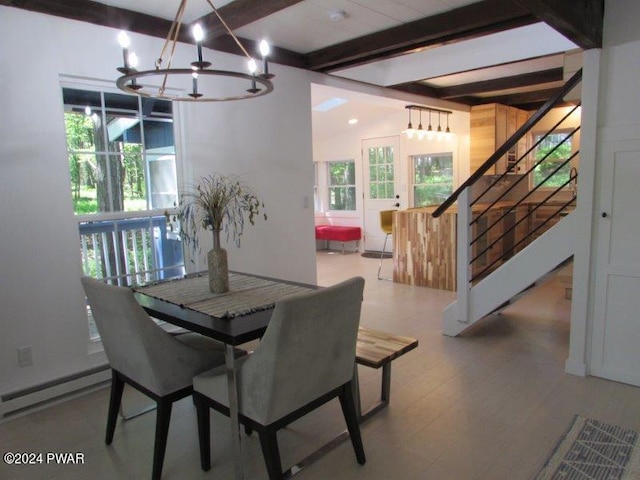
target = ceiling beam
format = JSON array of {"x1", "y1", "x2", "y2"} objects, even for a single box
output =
[
  {"x1": 0, "y1": 0, "x2": 306, "y2": 68},
  {"x1": 437, "y1": 67, "x2": 564, "y2": 99},
  {"x1": 511, "y1": 0, "x2": 604, "y2": 49},
  {"x1": 0, "y1": 0, "x2": 174, "y2": 37},
  {"x1": 195, "y1": 0, "x2": 304, "y2": 39},
  {"x1": 203, "y1": 34, "x2": 306, "y2": 69},
  {"x1": 304, "y1": 0, "x2": 538, "y2": 72},
  {"x1": 478, "y1": 87, "x2": 563, "y2": 107},
  {"x1": 388, "y1": 82, "x2": 441, "y2": 100}
]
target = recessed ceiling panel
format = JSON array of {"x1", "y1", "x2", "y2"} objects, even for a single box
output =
[{"x1": 94, "y1": 0, "x2": 235, "y2": 23}]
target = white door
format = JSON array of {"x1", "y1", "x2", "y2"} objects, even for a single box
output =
[
  {"x1": 591, "y1": 139, "x2": 640, "y2": 386},
  {"x1": 362, "y1": 137, "x2": 401, "y2": 252}
]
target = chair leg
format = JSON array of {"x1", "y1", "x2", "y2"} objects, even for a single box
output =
[
  {"x1": 377, "y1": 233, "x2": 391, "y2": 280},
  {"x1": 194, "y1": 393, "x2": 211, "y2": 471},
  {"x1": 339, "y1": 382, "x2": 366, "y2": 465},
  {"x1": 151, "y1": 399, "x2": 172, "y2": 480},
  {"x1": 105, "y1": 370, "x2": 125, "y2": 445},
  {"x1": 258, "y1": 427, "x2": 283, "y2": 480}
]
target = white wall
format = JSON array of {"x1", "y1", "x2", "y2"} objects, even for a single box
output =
[
  {"x1": 0, "y1": 7, "x2": 316, "y2": 406},
  {"x1": 579, "y1": 0, "x2": 640, "y2": 383}
]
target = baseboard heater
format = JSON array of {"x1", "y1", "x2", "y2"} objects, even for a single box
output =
[{"x1": 1, "y1": 365, "x2": 111, "y2": 419}]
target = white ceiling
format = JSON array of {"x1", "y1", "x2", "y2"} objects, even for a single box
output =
[
  {"x1": 92, "y1": 0, "x2": 580, "y2": 142},
  {"x1": 95, "y1": 0, "x2": 481, "y2": 52}
]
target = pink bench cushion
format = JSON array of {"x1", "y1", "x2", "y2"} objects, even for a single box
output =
[{"x1": 315, "y1": 226, "x2": 361, "y2": 242}]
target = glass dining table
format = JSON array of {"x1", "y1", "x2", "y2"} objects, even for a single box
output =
[{"x1": 133, "y1": 271, "x2": 316, "y2": 480}]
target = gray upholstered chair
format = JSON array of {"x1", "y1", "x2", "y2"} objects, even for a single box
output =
[
  {"x1": 193, "y1": 276, "x2": 366, "y2": 480},
  {"x1": 81, "y1": 277, "x2": 231, "y2": 480}
]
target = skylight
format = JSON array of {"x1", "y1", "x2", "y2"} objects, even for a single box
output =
[{"x1": 312, "y1": 97, "x2": 347, "y2": 112}]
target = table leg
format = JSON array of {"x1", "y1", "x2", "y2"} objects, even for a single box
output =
[{"x1": 225, "y1": 344, "x2": 243, "y2": 480}]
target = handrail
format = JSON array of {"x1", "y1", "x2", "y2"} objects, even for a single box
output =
[{"x1": 432, "y1": 68, "x2": 583, "y2": 218}]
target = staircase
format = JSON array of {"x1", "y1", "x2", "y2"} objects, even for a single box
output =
[{"x1": 433, "y1": 70, "x2": 582, "y2": 337}]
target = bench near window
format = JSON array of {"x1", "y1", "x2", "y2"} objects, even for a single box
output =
[{"x1": 315, "y1": 225, "x2": 361, "y2": 254}]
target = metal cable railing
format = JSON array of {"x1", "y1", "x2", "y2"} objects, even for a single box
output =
[{"x1": 434, "y1": 69, "x2": 583, "y2": 284}]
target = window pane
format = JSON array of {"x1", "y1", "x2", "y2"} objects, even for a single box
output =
[
  {"x1": 410, "y1": 153, "x2": 453, "y2": 207},
  {"x1": 328, "y1": 160, "x2": 356, "y2": 210},
  {"x1": 148, "y1": 154, "x2": 178, "y2": 209},
  {"x1": 106, "y1": 114, "x2": 141, "y2": 153},
  {"x1": 387, "y1": 182, "x2": 394, "y2": 198},
  {"x1": 143, "y1": 119, "x2": 175, "y2": 154},
  {"x1": 367, "y1": 146, "x2": 394, "y2": 200},
  {"x1": 534, "y1": 132, "x2": 572, "y2": 187}
]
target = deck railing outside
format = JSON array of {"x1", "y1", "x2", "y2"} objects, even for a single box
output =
[
  {"x1": 79, "y1": 214, "x2": 184, "y2": 286},
  {"x1": 79, "y1": 213, "x2": 185, "y2": 341}
]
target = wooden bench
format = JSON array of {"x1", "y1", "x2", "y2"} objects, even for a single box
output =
[
  {"x1": 354, "y1": 327, "x2": 419, "y2": 421},
  {"x1": 315, "y1": 225, "x2": 361, "y2": 254}
]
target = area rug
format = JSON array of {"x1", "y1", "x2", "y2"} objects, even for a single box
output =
[
  {"x1": 361, "y1": 251, "x2": 391, "y2": 259},
  {"x1": 535, "y1": 415, "x2": 640, "y2": 480}
]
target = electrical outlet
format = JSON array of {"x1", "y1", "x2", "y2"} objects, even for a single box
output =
[{"x1": 17, "y1": 346, "x2": 33, "y2": 367}]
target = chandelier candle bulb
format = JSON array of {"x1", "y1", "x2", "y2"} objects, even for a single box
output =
[
  {"x1": 193, "y1": 24, "x2": 204, "y2": 64},
  {"x1": 259, "y1": 39, "x2": 272, "y2": 78},
  {"x1": 117, "y1": 31, "x2": 131, "y2": 72}
]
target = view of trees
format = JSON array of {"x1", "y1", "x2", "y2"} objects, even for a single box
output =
[
  {"x1": 412, "y1": 154, "x2": 453, "y2": 206},
  {"x1": 65, "y1": 111, "x2": 147, "y2": 215},
  {"x1": 533, "y1": 132, "x2": 573, "y2": 187},
  {"x1": 368, "y1": 147, "x2": 394, "y2": 200},
  {"x1": 329, "y1": 161, "x2": 357, "y2": 210}
]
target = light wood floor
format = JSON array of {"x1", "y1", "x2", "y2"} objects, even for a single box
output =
[{"x1": 2, "y1": 251, "x2": 639, "y2": 480}]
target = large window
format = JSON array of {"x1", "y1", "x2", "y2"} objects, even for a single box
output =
[
  {"x1": 411, "y1": 153, "x2": 453, "y2": 206},
  {"x1": 63, "y1": 87, "x2": 184, "y2": 341},
  {"x1": 533, "y1": 131, "x2": 573, "y2": 188},
  {"x1": 328, "y1": 160, "x2": 356, "y2": 210},
  {"x1": 64, "y1": 88, "x2": 178, "y2": 214}
]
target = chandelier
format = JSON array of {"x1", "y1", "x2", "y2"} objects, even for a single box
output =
[
  {"x1": 402, "y1": 105, "x2": 453, "y2": 141},
  {"x1": 115, "y1": 0, "x2": 274, "y2": 102}
]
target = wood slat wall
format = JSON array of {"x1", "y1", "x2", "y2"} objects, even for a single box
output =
[{"x1": 393, "y1": 209, "x2": 456, "y2": 290}]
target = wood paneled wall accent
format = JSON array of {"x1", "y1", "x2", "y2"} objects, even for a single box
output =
[
  {"x1": 470, "y1": 103, "x2": 529, "y2": 175},
  {"x1": 393, "y1": 209, "x2": 456, "y2": 291}
]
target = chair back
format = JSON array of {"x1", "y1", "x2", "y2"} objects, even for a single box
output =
[
  {"x1": 81, "y1": 277, "x2": 205, "y2": 395},
  {"x1": 380, "y1": 210, "x2": 394, "y2": 235},
  {"x1": 238, "y1": 276, "x2": 365, "y2": 425}
]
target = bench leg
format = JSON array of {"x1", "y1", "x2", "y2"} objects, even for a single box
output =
[
  {"x1": 358, "y1": 363, "x2": 392, "y2": 423},
  {"x1": 381, "y1": 363, "x2": 391, "y2": 404}
]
